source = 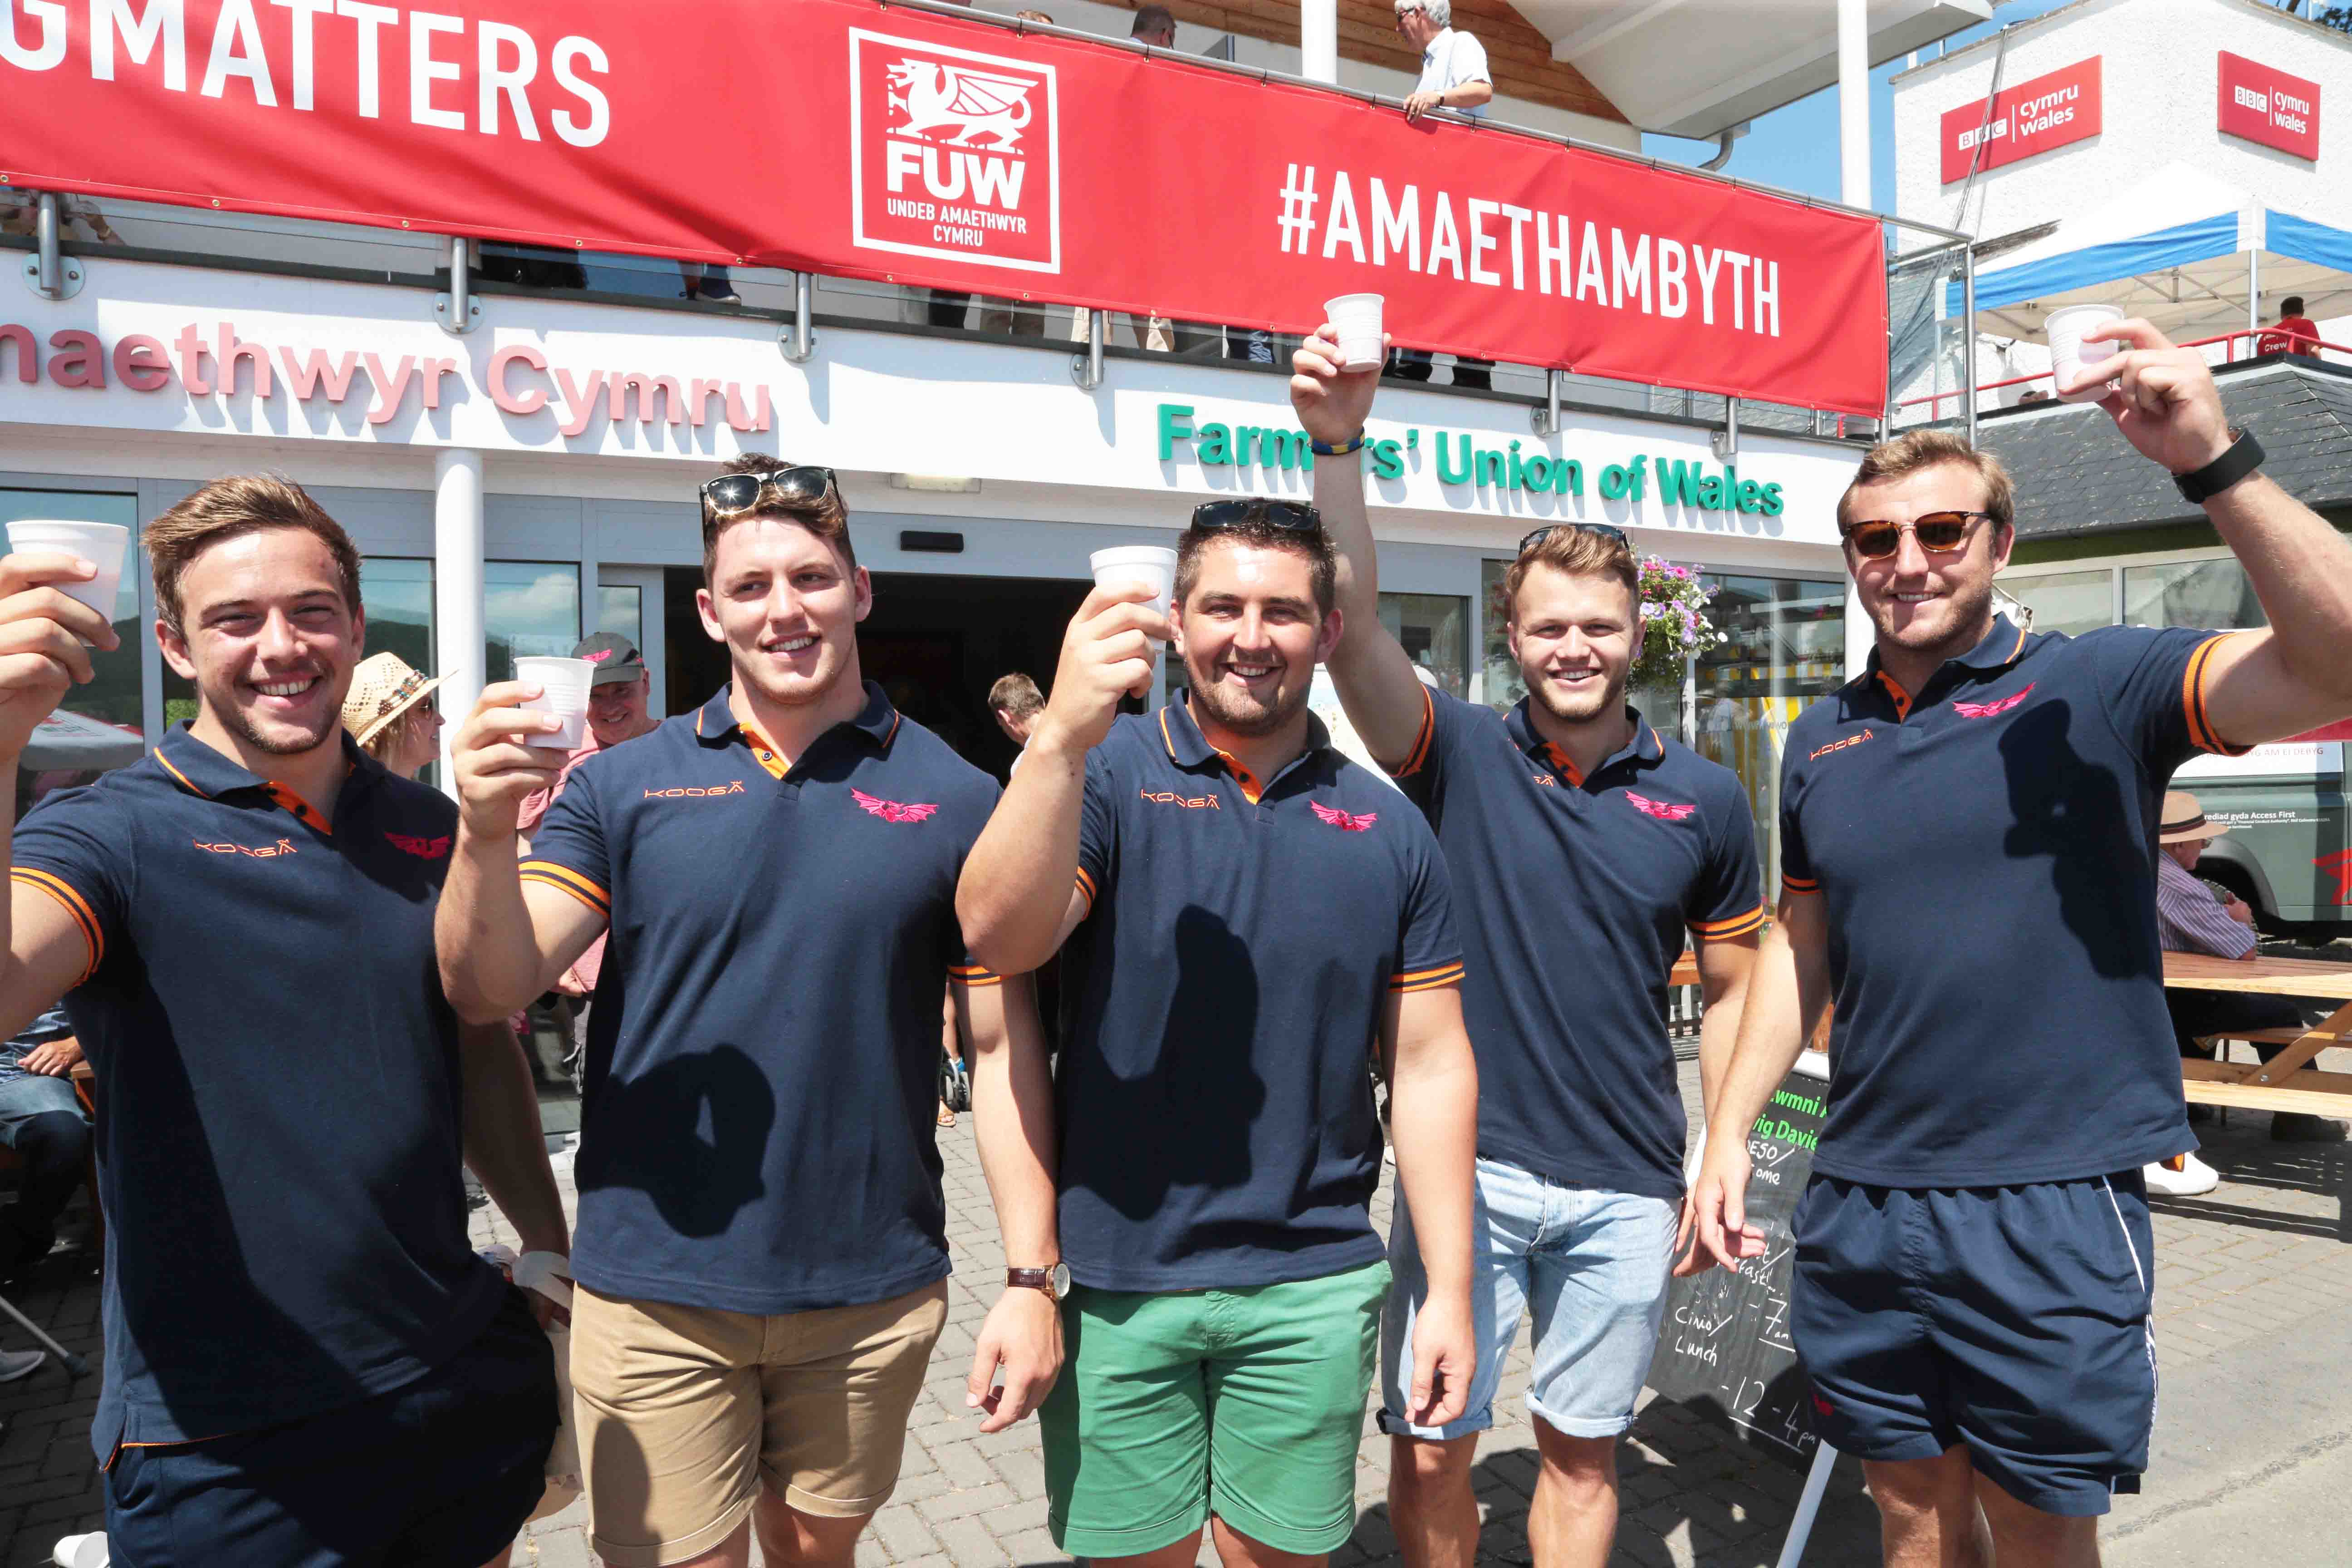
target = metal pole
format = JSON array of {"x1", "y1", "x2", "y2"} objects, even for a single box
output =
[
  {"x1": 1837, "y1": 0, "x2": 1870, "y2": 209},
  {"x1": 1071, "y1": 310, "x2": 1105, "y2": 390},
  {"x1": 433, "y1": 449, "x2": 486, "y2": 798},
  {"x1": 2246, "y1": 248, "x2": 2260, "y2": 360},
  {"x1": 34, "y1": 192, "x2": 61, "y2": 297},
  {"x1": 448, "y1": 236, "x2": 471, "y2": 332},
  {"x1": 784, "y1": 272, "x2": 818, "y2": 363},
  {"x1": 1961, "y1": 246, "x2": 1978, "y2": 448},
  {"x1": 1774, "y1": 1441, "x2": 1842, "y2": 1568},
  {"x1": 0, "y1": 1290, "x2": 91, "y2": 1377}
]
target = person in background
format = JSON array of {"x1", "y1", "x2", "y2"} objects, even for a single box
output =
[
  {"x1": 2256, "y1": 295, "x2": 2317, "y2": 358},
  {"x1": 0, "y1": 1003, "x2": 88, "y2": 1284},
  {"x1": 342, "y1": 651, "x2": 446, "y2": 781},
  {"x1": 2152, "y1": 790, "x2": 2345, "y2": 1170},
  {"x1": 515, "y1": 632, "x2": 662, "y2": 1087},
  {"x1": 1388, "y1": 0, "x2": 1493, "y2": 392},
  {"x1": 681, "y1": 261, "x2": 742, "y2": 306},
  {"x1": 0, "y1": 187, "x2": 122, "y2": 246},
  {"x1": 988, "y1": 672, "x2": 1045, "y2": 770}
]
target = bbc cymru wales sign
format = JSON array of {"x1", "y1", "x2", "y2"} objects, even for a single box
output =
[
  {"x1": 1154, "y1": 404, "x2": 1786, "y2": 515},
  {"x1": 2217, "y1": 52, "x2": 2320, "y2": 162},
  {"x1": 1940, "y1": 58, "x2": 2103, "y2": 184}
]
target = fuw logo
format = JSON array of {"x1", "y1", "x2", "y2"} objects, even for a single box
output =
[{"x1": 850, "y1": 29, "x2": 1061, "y2": 274}]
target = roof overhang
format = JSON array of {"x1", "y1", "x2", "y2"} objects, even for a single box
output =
[{"x1": 1530, "y1": 0, "x2": 1992, "y2": 139}]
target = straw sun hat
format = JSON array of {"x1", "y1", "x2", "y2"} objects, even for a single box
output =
[{"x1": 342, "y1": 652, "x2": 446, "y2": 748}]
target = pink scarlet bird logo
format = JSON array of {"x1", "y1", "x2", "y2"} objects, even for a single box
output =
[
  {"x1": 1952, "y1": 683, "x2": 2034, "y2": 719},
  {"x1": 1625, "y1": 792, "x2": 1697, "y2": 821},
  {"x1": 385, "y1": 832, "x2": 452, "y2": 859},
  {"x1": 582, "y1": 648, "x2": 614, "y2": 664},
  {"x1": 852, "y1": 788, "x2": 939, "y2": 824},
  {"x1": 1310, "y1": 801, "x2": 1378, "y2": 832}
]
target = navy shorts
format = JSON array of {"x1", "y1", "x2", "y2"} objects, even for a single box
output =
[
  {"x1": 105, "y1": 1286, "x2": 559, "y2": 1566},
  {"x1": 1791, "y1": 1172, "x2": 2156, "y2": 1517}
]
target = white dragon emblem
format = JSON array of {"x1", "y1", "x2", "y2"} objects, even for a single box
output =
[{"x1": 886, "y1": 59, "x2": 1034, "y2": 151}]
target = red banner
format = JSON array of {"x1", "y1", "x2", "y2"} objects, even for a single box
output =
[
  {"x1": 2218, "y1": 51, "x2": 2319, "y2": 162},
  {"x1": 1940, "y1": 58, "x2": 2102, "y2": 184},
  {"x1": 0, "y1": 0, "x2": 1890, "y2": 416}
]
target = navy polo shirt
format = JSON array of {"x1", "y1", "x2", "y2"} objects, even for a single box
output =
[
  {"x1": 1779, "y1": 615, "x2": 2242, "y2": 1188},
  {"x1": 1391, "y1": 691, "x2": 1762, "y2": 1200},
  {"x1": 10, "y1": 729, "x2": 504, "y2": 1461},
  {"x1": 1058, "y1": 699, "x2": 1465, "y2": 1292},
  {"x1": 520, "y1": 682, "x2": 1000, "y2": 1315}
]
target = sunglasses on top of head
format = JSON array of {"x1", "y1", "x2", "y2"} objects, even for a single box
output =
[
  {"x1": 1518, "y1": 522, "x2": 1629, "y2": 555},
  {"x1": 1189, "y1": 499, "x2": 1323, "y2": 535},
  {"x1": 699, "y1": 466, "x2": 839, "y2": 520},
  {"x1": 1839, "y1": 510, "x2": 1994, "y2": 561}
]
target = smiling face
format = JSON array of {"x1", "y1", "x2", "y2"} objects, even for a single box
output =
[
  {"x1": 588, "y1": 672, "x2": 651, "y2": 746},
  {"x1": 1508, "y1": 564, "x2": 1641, "y2": 727},
  {"x1": 696, "y1": 517, "x2": 871, "y2": 709},
  {"x1": 387, "y1": 697, "x2": 442, "y2": 779},
  {"x1": 158, "y1": 528, "x2": 364, "y2": 758},
  {"x1": 1844, "y1": 462, "x2": 2013, "y2": 669},
  {"x1": 1174, "y1": 538, "x2": 1343, "y2": 739}
]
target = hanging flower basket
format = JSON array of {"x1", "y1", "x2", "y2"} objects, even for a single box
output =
[{"x1": 1632, "y1": 556, "x2": 1722, "y2": 692}]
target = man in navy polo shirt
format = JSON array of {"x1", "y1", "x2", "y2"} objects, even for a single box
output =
[
  {"x1": 0, "y1": 475, "x2": 566, "y2": 1567},
  {"x1": 1291, "y1": 330, "x2": 1760, "y2": 1568},
  {"x1": 436, "y1": 456, "x2": 1062, "y2": 1568},
  {"x1": 956, "y1": 503, "x2": 1480, "y2": 1568},
  {"x1": 1691, "y1": 322, "x2": 2352, "y2": 1566}
]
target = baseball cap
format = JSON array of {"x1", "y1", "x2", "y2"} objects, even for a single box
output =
[{"x1": 572, "y1": 632, "x2": 647, "y2": 686}]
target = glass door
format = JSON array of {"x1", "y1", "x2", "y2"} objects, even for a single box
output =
[{"x1": 596, "y1": 567, "x2": 667, "y2": 719}]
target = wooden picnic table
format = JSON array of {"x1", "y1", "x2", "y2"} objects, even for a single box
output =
[{"x1": 2165, "y1": 951, "x2": 2352, "y2": 1116}]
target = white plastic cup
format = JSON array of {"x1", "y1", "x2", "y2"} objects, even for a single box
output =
[
  {"x1": 1090, "y1": 546, "x2": 1177, "y2": 645},
  {"x1": 2046, "y1": 304, "x2": 2126, "y2": 403},
  {"x1": 513, "y1": 656, "x2": 593, "y2": 750},
  {"x1": 6, "y1": 520, "x2": 128, "y2": 624},
  {"x1": 1323, "y1": 292, "x2": 1386, "y2": 371}
]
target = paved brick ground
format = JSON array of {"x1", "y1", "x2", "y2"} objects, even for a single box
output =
[{"x1": 5, "y1": 1045, "x2": 2349, "y2": 1568}]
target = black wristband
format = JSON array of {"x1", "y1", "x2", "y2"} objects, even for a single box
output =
[{"x1": 2173, "y1": 428, "x2": 2264, "y2": 505}]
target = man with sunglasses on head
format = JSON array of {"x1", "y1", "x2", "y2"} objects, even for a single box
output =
[
  {"x1": 956, "y1": 500, "x2": 1480, "y2": 1568},
  {"x1": 1688, "y1": 322, "x2": 2352, "y2": 1567},
  {"x1": 436, "y1": 456, "x2": 1063, "y2": 1568},
  {"x1": 1291, "y1": 331, "x2": 1762, "y2": 1568}
]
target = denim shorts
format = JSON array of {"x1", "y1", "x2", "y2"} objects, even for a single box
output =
[{"x1": 1382, "y1": 1157, "x2": 1677, "y2": 1441}]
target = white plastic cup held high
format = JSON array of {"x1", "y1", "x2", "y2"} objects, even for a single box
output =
[
  {"x1": 6, "y1": 520, "x2": 128, "y2": 627},
  {"x1": 1089, "y1": 546, "x2": 1177, "y2": 647},
  {"x1": 513, "y1": 656, "x2": 593, "y2": 750},
  {"x1": 1323, "y1": 293, "x2": 1386, "y2": 371},
  {"x1": 2046, "y1": 304, "x2": 2126, "y2": 403}
]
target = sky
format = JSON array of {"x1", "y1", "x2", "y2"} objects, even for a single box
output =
[{"x1": 1636, "y1": 0, "x2": 2121, "y2": 217}]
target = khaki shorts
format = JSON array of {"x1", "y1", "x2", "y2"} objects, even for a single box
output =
[{"x1": 571, "y1": 1279, "x2": 949, "y2": 1568}]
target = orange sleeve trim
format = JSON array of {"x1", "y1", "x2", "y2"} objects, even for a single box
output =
[
  {"x1": 1691, "y1": 906, "x2": 1766, "y2": 940},
  {"x1": 12, "y1": 868, "x2": 102, "y2": 983},
  {"x1": 947, "y1": 964, "x2": 1004, "y2": 988},
  {"x1": 1073, "y1": 865, "x2": 1097, "y2": 915},
  {"x1": 1392, "y1": 686, "x2": 1437, "y2": 779},
  {"x1": 518, "y1": 861, "x2": 612, "y2": 915},
  {"x1": 2184, "y1": 632, "x2": 2254, "y2": 757},
  {"x1": 1391, "y1": 962, "x2": 1466, "y2": 992},
  {"x1": 1780, "y1": 875, "x2": 1820, "y2": 896}
]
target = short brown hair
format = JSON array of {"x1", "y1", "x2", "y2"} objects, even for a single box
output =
[
  {"x1": 988, "y1": 672, "x2": 1045, "y2": 719},
  {"x1": 1836, "y1": 430, "x2": 2014, "y2": 536},
  {"x1": 703, "y1": 454, "x2": 857, "y2": 584},
  {"x1": 145, "y1": 475, "x2": 363, "y2": 638},
  {"x1": 1174, "y1": 508, "x2": 1337, "y2": 617},
  {"x1": 1505, "y1": 525, "x2": 1639, "y2": 622}
]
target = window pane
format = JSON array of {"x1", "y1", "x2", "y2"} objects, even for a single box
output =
[
  {"x1": 1693, "y1": 576, "x2": 1847, "y2": 892},
  {"x1": 485, "y1": 563, "x2": 582, "y2": 683},
  {"x1": 1378, "y1": 592, "x2": 1468, "y2": 699},
  {"x1": 2123, "y1": 559, "x2": 2266, "y2": 631},
  {"x1": 0, "y1": 490, "x2": 142, "y2": 735},
  {"x1": 598, "y1": 583, "x2": 642, "y2": 647},
  {"x1": 1480, "y1": 559, "x2": 1522, "y2": 711},
  {"x1": 364, "y1": 558, "x2": 436, "y2": 674},
  {"x1": 2005, "y1": 570, "x2": 2112, "y2": 637}
]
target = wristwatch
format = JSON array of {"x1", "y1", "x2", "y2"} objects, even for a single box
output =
[
  {"x1": 1007, "y1": 1263, "x2": 1072, "y2": 1300},
  {"x1": 2172, "y1": 427, "x2": 2264, "y2": 505}
]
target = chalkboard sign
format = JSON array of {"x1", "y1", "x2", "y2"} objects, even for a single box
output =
[{"x1": 1643, "y1": 1053, "x2": 1830, "y2": 1466}]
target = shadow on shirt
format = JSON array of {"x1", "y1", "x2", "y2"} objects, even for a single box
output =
[
  {"x1": 575, "y1": 1044, "x2": 777, "y2": 1239},
  {"x1": 2000, "y1": 700, "x2": 2143, "y2": 978}
]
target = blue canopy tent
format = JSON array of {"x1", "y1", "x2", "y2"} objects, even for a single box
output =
[{"x1": 1943, "y1": 162, "x2": 2352, "y2": 352}]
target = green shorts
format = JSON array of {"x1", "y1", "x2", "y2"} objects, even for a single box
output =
[{"x1": 1039, "y1": 1259, "x2": 1388, "y2": 1558}]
